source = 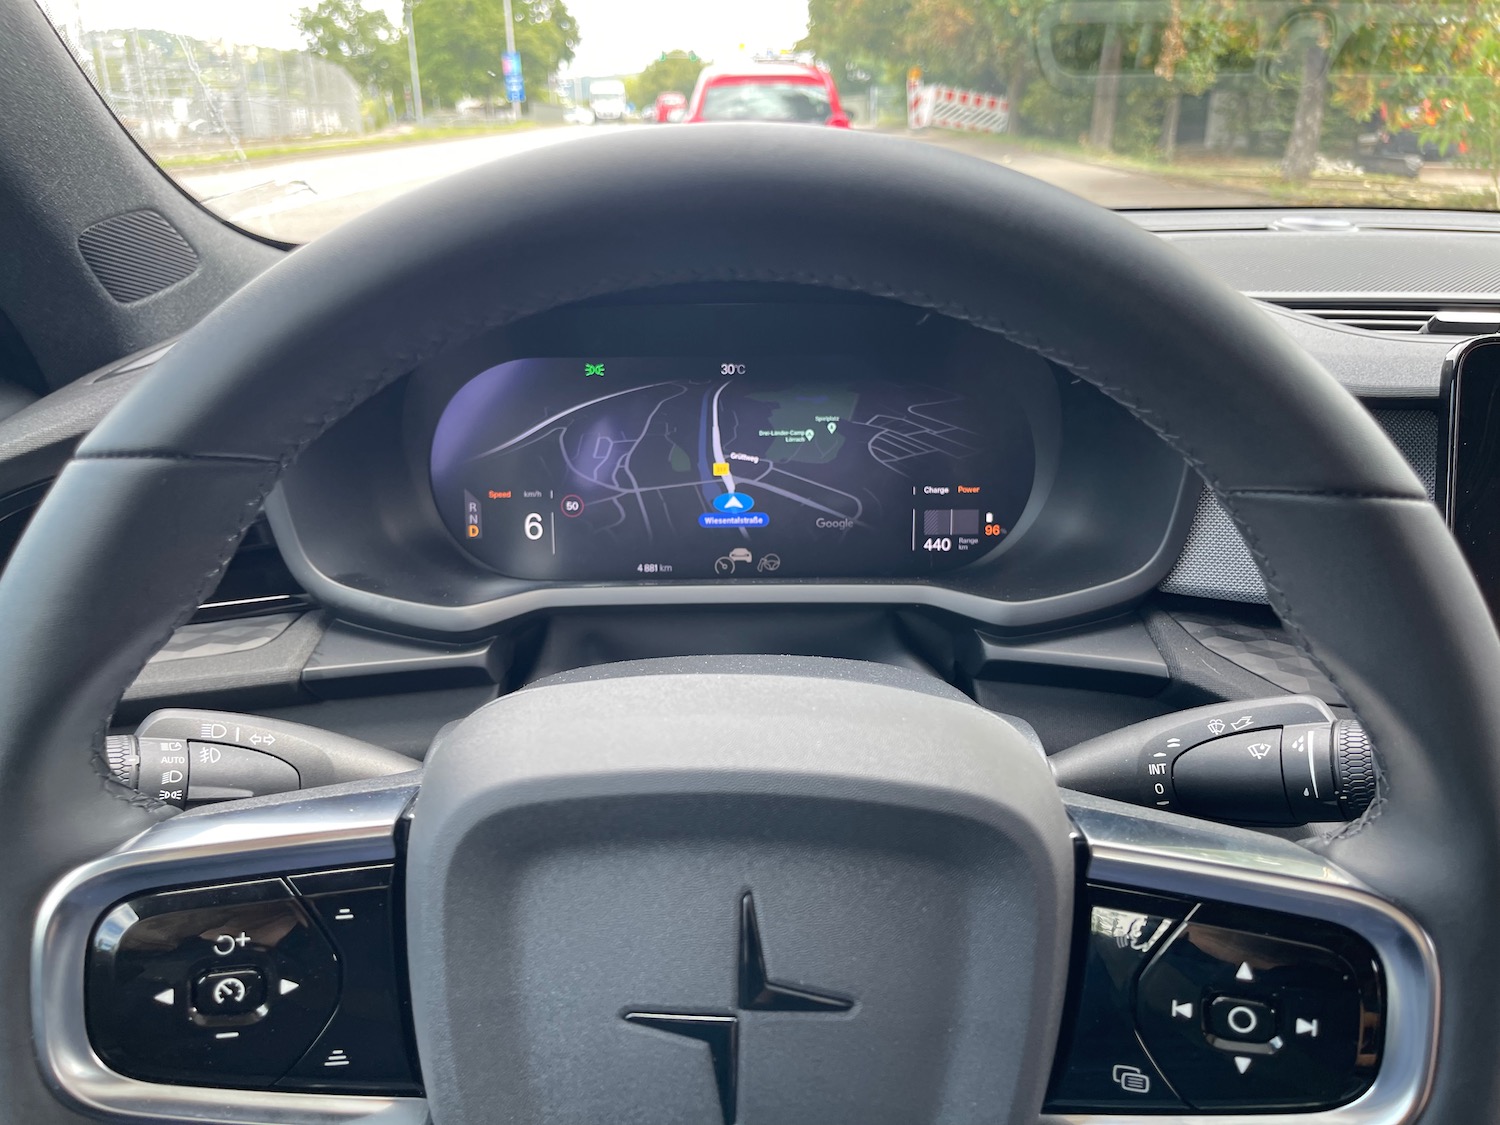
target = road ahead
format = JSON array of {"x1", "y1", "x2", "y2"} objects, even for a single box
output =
[
  {"x1": 180, "y1": 126, "x2": 606, "y2": 243},
  {"x1": 180, "y1": 124, "x2": 1265, "y2": 241}
]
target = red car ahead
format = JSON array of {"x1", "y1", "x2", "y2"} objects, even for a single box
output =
[
  {"x1": 654, "y1": 91, "x2": 687, "y2": 123},
  {"x1": 684, "y1": 61, "x2": 850, "y2": 128}
]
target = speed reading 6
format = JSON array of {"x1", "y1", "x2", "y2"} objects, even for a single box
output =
[{"x1": 524, "y1": 512, "x2": 544, "y2": 541}]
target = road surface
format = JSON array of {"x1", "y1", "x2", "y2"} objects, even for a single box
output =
[
  {"x1": 179, "y1": 124, "x2": 1265, "y2": 242},
  {"x1": 180, "y1": 126, "x2": 607, "y2": 243}
]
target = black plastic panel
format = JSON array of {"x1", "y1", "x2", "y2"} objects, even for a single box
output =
[{"x1": 1448, "y1": 336, "x2": 1500, "y2": 622}]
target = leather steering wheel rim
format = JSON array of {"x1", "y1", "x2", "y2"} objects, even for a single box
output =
[{"x1": 1, "y1": 125, "x2": 1493, "y2": 1122}]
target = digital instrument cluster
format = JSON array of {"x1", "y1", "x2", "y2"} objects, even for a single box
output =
[{"x1": 429, "y1": 355, "x2": 1037, "y2": 580}]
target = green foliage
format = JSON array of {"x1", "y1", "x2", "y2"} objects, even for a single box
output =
[
  {"x1": 411, "y1": 0, "x2": 578, "y2": 108},
  {"x1": 800, "y1": 0, "x2": 1500, "y2": 200},
  {"x1": 626, "y1": 51, "x2": 707, "y2": 107},
  {"x1": 1376, "y1": 2, "x2": 1500, "y2": 205},
  {"x1": 1017, "y1": 76, "x2": 1091, "y2": 139},
  {"x1": 295, "y1": 0, "x2": 404, "y2": 92}
]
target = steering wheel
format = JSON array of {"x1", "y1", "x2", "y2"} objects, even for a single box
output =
[{"x1": 3, "y1": 126, "x2": 1493, "y2": 1124}]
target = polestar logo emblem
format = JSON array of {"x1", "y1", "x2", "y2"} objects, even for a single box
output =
[{"x1": 623, "y1": 891, "x2": 853, "y2": 1125}]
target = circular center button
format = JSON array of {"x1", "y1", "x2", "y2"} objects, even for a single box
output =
[
  {"x1": 1208, "y1": 996, "x2": 1276, "y2": 1044},
  {"x1": 193, "y1": 967, "x2": 267, "y2": 1018}
]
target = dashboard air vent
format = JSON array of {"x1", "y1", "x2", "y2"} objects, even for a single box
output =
[
  {"x1": 1268, "y1": 298, "x2": 1500, "y2": 335},
  {"x1": 0, "y1": 485, "x2": 305, "y2": 622}
]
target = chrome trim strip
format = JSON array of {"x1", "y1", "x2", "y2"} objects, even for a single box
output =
[
  {"x1": 32, "y1": 780, "x2": 426, "y2": 1125},
  {"x1": 196, "y1": 594, "x2": 301, "y2": 611},
  {"x1": 1057, "y1": 793, "x2": 1438, "y2": 1125},
  {"x1": 1249, "y1": 289, "x2": 1500, "y2": 304}
]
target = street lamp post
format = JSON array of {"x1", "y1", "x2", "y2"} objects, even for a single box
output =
[
  {"x1": 502, "y1": 0, "x2": 518, "y2": 123},
  {"x1": 405, "y1": 0, "x2": 424, "y2": 122}
]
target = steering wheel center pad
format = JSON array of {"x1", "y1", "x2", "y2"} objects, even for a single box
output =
[
  {"x1": 0, "y1": 126, "x2": 1492, "y2": 1121},
  {"x1": 408, "y1": 659, "x2": 1073, "y2": 1123}
]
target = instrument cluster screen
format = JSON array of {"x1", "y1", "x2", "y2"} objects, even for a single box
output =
[{"x1": 430, "y1": 356, "x2": 1036, "y2": 580}]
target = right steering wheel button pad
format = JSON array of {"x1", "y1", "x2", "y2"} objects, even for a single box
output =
[
  {"x1": 1134, "y1": 909, "x2": 1382, "y2": 1110},
  {"x1": 85, "y1": 865, "x2": 419, "y2": 1094},
  {"x1": 1046, "y1": 889, "x2": 1384, "y2": 1113}
]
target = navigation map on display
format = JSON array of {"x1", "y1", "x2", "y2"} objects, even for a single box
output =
[{"x1": 430, "y1": 357, "x2": 1035, "y2": 580}]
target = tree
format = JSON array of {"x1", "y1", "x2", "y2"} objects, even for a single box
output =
[
  {"x1": 1277, "y1": 7, "x2": 1335, "y2": 179},
  {"x1": 900, "y1": 0, "x2": 1050, "y2": 97},
  {"x1": 1088, "y1": 20, "x2": 1125, "y2": 147},
  {"x1": 412, "y1": 0, "x2": 578, "y2": 109},
  {"x1": 1267, "y1": 1, "x2": 1409, "y2": 181},
  {"x1": 626, "y1": 51, "x2": 706, "y2": 107},
  {"x1": 800, "y1": 0, "x2": 914, "y2": 88},
  {"x1": 1394, "y1": 2, "x2": 1500, "y2": 206},
  {"x1": 296, "y1": 0, "x2": 403, "y2": 92},
  {"x1": 1154, "y1": 0, "x2": 1244, "y2": 158},
  {"x1": 804, "y1": 0, "x2": 1053, "y2": 132}
]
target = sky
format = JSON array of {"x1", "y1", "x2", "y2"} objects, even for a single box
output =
[{"x1": 63, "y1": 0, "x2": 811, "y2": 77}]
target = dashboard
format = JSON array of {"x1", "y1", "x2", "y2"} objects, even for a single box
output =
[
  {"x1": 0, "y1": 207, "x2": 1480, "y2": 749},
  {"x1": 0, "y1": 210, "x2": 1481, "y2": 739},
  {"x1": 266, "y1": 294, "x2": 1196, "y2": 632}
]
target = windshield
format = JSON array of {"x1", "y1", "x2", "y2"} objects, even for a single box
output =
[
  {"x1": 38, "y1": 0, "x2": 1500, "y2": 242},
  {"x1": 701, "y1": 79, "x2": 832, "y2": 123}
]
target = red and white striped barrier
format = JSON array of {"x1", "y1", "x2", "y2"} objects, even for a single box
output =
[{"x1": 908, "y1": 78, "x2": 1009, "y2": 134}]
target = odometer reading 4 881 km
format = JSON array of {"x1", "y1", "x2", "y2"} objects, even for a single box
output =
[{"x1": 430, "y1": 356, "x2": 1036, "y2": 581}]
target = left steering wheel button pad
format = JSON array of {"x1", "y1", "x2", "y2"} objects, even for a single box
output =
[
  {"x1": 87, "y1": 878, "x2": 339, "y2": 1086},
  {"x1": 85, "y1": 868, "x2": 416, "y2": 1092}
]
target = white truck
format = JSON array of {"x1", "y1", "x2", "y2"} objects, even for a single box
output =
[{"x1": 588, "y1": 78, "x2": 629, "y2": 124}]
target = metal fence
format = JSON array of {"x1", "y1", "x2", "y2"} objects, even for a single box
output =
[{"x1": 43, "y1": 11, "x2": 364, "y2": 151}]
